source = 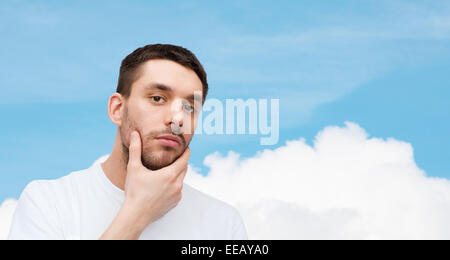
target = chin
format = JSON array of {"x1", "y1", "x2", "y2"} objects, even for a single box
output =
[{"x1": 142, "y1": 148, "x2": 179, "y2": 170}]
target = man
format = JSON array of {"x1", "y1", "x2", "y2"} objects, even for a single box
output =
[{"x1": 8, "y1": 44, "x2": 248, "y2": 240}]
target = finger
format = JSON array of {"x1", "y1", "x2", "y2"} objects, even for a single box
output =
[{"x1": 127, "y1": 130, "x2": 143, "y2": 169}]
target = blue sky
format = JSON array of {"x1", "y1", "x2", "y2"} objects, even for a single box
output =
[{"x1": 1, "y1": 0, "x2": 449, "y2": 201}]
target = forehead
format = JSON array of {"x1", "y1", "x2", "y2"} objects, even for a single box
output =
[{"x1": 132, "y1": 59, "x2": 203, "y2": 96}]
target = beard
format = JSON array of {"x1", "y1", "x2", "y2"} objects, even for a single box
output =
[{"x1": 120, "y1": 105, "x2": 188, "y2": 171}]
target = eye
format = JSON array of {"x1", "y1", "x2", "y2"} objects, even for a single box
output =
[
  {"x1": 183, "y1": 104, "x2": 194, "y2": 113},
  {"x1": 150, "y1": 96, "x2": 165, "y2": 103}
]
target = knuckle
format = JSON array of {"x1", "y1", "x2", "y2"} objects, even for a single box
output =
[
  {"x1": 163, "y1": 172, "x2": 174, "y2": 182},
  {"x1": 180, "y1": 168, "x2": 188, "y2": 179},
  {"x1": 129, "y1": 144, "x2": 139, "y2": 153},
  {"x1": 176, "y1": 182, "x2": 183, "y2": 193},
  {"x1": 168, "y1": 172, "x2": 179, "y2": 183},
  {"x1": 172, "y1": 182, "x2": 183, "y2": 195}
]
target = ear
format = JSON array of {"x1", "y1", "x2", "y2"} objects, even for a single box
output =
[{"x1": 107, "y1": 93, "x2": 125, "y2": 127}]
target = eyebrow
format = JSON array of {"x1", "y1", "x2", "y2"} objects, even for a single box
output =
[
  {"x1": 145, "y1": 83, "x2": 173, "y2": 93},
  {"x1": 145, "y1": 83, "x2": 203, "y2": 103}
]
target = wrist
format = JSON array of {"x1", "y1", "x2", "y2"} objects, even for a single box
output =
[{"x1": 118, "y1": 199, "x2": 153, "y2": 231}]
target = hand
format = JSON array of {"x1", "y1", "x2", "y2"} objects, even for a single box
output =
[
  {"x1": 100, "y1": 130, "x2": 190, "y2": 240},
  {"x1": 123, "y1": 130, "x2": 190, "y2": 226}
]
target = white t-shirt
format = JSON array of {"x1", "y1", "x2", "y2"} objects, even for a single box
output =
[{"x1": 8, "y1": 159, "x2": 248, "y2": 240}]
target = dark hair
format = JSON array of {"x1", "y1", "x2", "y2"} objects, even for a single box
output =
[{"x1": 116, "y1": 44, "x2": 208, "y2": 103}]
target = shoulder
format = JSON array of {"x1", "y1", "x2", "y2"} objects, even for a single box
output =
[
  {"x1": 19, "y1": 166, "x2": 94, "y2": 212},
  {"x1": 8, "y1": 170, "x2": 89, "y2": 240}
]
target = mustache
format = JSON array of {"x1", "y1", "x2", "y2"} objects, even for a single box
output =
[{"x1": 144, "y1": 128, "x2": 186, "y2": 146}]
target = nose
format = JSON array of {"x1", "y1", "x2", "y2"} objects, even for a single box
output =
[{"x1": 167, "y1": 99, "x2": 184, "y2": 134}]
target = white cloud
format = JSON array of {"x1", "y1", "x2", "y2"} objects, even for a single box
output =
[
  {"x1": 0, "y1": 199, "x2": 17, "y2": 240},
  {"x1": 185, "y1": 122, "x2": 450, "y2": 239}
]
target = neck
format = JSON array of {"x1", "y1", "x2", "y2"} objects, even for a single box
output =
[{"x1": 101, "y1": 130, "x2": 128, "y2": 191}]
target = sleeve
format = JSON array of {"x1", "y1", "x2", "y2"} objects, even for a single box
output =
[
  {"x1": 231, "y1": 208, "x2": 249, "y2": 240},
  {"x1": 7, "y1": 181, "x2": 63, "y2": 240}
]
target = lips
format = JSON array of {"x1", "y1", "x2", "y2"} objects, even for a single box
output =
[{"x1": 156, "y1": 135, "x2": 182, "y2": 147}]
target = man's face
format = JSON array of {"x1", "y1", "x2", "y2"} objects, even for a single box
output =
[{"x1": 120, "y1": 59, "x2": 203, "y2": 170}]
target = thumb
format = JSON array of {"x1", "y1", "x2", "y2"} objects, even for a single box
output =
[{"x1": 127, "y1": 130, "x2": 143, "y2": 169}]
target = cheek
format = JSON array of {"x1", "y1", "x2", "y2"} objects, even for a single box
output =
[
  {"x1": 142, "y1": 113, "x2": 166, "y2": 133},
  {"x1": 183, "y1": 133, "x2": 194, "y2": 145},
  {"x1": 132, "y1": 103, "x2": 165, "y2": 129},
  {"x1": 122, "y1": 107, "x2": 139, "y2": 131}
]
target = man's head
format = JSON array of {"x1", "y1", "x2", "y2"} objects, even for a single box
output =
[{"x1": 107, "y1": 44, "x2": 208, "y2": 170}]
